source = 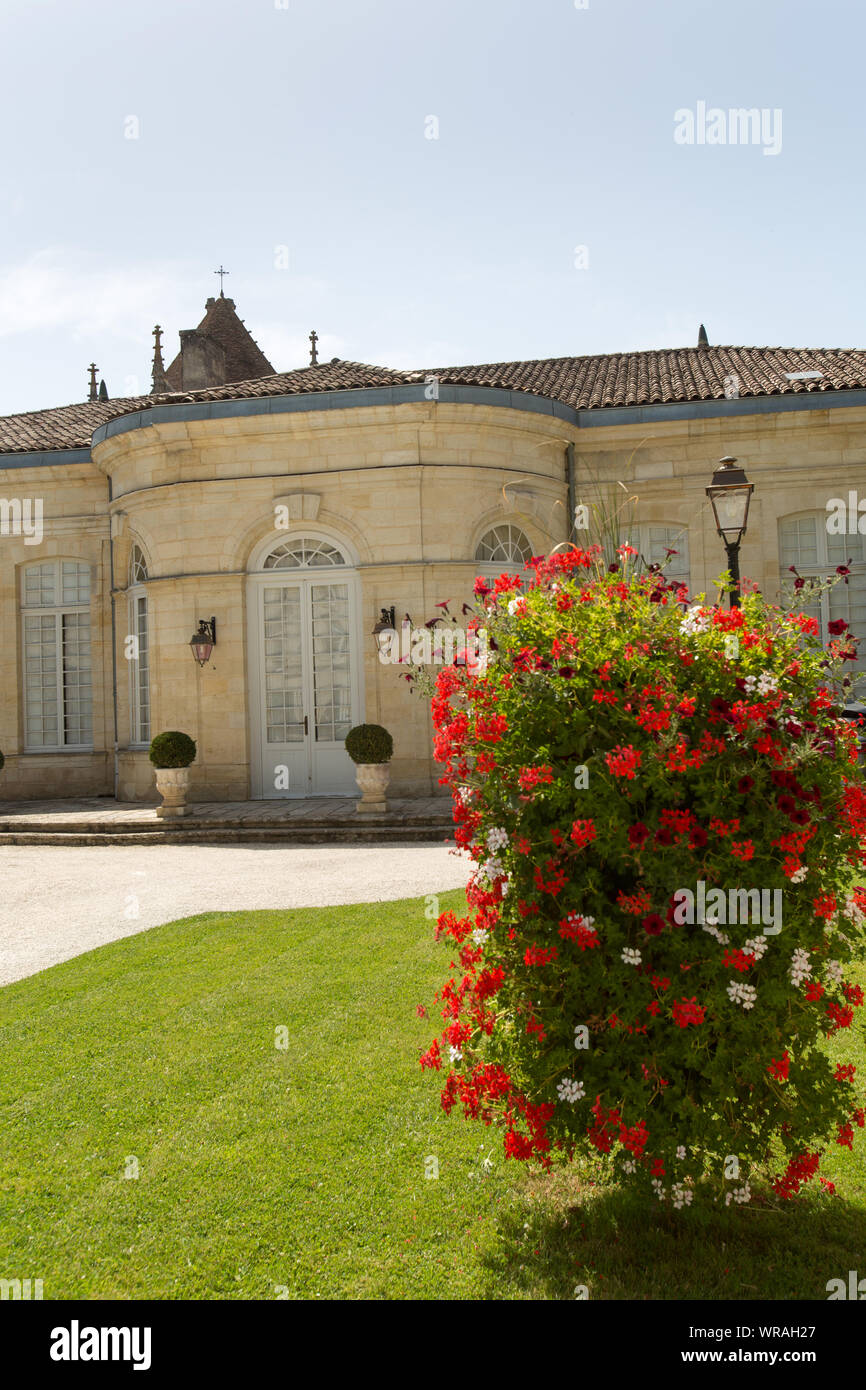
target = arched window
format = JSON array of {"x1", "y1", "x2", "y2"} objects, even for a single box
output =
[
  {"x1": 778, "y1": 513, "x2": 866, "y2": 675},
  {"x1": 620, "y1": 523, "x2": 690, "y2": 588},
  {"x1": 264, "y1": 537, "x2": 347, "y2": 569},
  {"x1": 128, "y1": 544, "x2": 150, "y2": 744},
  {"x1": 130, "y1": 544, "x2": 149, "y2": 586},
  {"x1": 21, "y1": 560, "x2": 93, "y2": 749},
  {"x1": 475, "y1": 524, "x2": 533, "y2": 569}
]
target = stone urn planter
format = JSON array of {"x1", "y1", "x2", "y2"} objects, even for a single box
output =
[
  {"x1": 148, "y1": 730, "x2": 197, "y2": 819},
  {"x1": 345, "y1": 724, "x2": 394, "y2": 815},
  {"x1": 153, "y1": 766, "x2": 191, "y2": 818},
  {"x1": 354, "y1": 761, "x2": 391, "y2": 813}
]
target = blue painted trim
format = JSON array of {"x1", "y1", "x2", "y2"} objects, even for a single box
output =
[
  {"x1": 4, "y1": 383, "x2": 866, "y2": 470},
  {"x1": 0, "y1": 446, "x2": 92, "y2": 471},
  {"x1": 89, "y1": 384, "x2": 578, "y2": 445},
  {"x1": 574, "y1": 388, "x2": 866, "y2": 428}
]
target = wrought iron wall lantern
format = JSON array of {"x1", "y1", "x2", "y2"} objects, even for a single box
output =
[
  {"x1": 189, "y1": 617, "x2": 217, "y2": 667},
  {"x1": 372, "y1": 606, "x2": 396, "y2": 655}
]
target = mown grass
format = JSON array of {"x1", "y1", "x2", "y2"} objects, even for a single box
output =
[{"x1": 0, "y1": 889, "x2": 864, "y2": 1300}]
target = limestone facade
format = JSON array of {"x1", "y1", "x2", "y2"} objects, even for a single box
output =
[{"x1": 2, "y1": 387, "x2": 866, "y2": 802}]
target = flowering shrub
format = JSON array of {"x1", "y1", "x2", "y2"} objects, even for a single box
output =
[{"x1": 419, "y1": 547, "x2": 866, "y2": 1205}]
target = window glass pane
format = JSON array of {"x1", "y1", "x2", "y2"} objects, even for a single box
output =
[
  {"x1": 827, "y1": 529, "x2": 866, "y2": 566},
  {"x1": 23, "y1": 562, "x2": 57, "y2": 608},
  {"x1": 62, "y1": 562, "x2": 91, "y2": 606},
  {"x1": 779, "y1": 516, "x2": 818, "y2": 569},
  {"x1": 475, "y1": 525, "x2": 533, "y2": 566},
  {"x1": 264, "y1": 539, "x2": 346, "y2": 569}
]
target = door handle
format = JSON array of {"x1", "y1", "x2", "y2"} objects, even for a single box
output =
[{"x1": 304, "y1": 715, "x2": 309, "y2": 735}]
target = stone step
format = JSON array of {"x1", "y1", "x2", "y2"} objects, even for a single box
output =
[
  {"x1": 0, "y1": 823, "x2": 454, "y2": 847},
  {"x1": 0, "y1": 815, "x2": 453, "y2": 835}
]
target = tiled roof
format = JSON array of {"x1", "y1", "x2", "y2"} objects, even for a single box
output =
[
  {"x1": 165, "y1": 359, "x2": 412, "y2": 402},
  {"x1": 0, "y1": 397, "x2": 151, "y2": 454},
  {"x1": 3, "y1": 345, "x2": 866, "y2": 456},
  {"x1": 417, "y1": 347, "x2": 866, "y2": 411},
  {"x1": 163, "y1": 295, "x2": 274, "y2": 389}
]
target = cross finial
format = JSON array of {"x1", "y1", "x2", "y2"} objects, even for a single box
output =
[
  {"x1": 88, "y1": 362, "x2": 98, "y2": 402},
  {"x1": 214, "y1": 264, "x2": 230, "y2": 296},
  {"x1": 309, "y1": 329, "x2": 319, "y2": 366}
]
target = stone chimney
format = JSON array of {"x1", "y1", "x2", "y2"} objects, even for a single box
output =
[{"x1": 178, "y1": 329, "x2": 227, "y2": 390}]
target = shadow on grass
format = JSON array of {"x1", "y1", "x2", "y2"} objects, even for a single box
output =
[{"x1": 478, "y1": 1167, "x2": 866, "y2": 1300}]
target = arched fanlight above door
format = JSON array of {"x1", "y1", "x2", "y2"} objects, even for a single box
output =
[{"x1": 263, "y1": 537, "x2": 348, "y2": 569}]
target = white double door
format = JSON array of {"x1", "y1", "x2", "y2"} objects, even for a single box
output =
[{"x1": 250, "y1": 576, "x2": 360, "y2": 798}]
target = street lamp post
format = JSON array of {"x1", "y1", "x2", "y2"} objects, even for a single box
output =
[{"x1": 706, "y1": 457, "x2": 754, "y2": 609}]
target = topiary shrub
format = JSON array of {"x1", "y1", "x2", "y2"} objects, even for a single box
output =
[
  {"x1": 149, "y1": 731, "x2": 197, "y2": 769},
  {"x1": 345, "y1": 724, "x2": 393, "y2": 765},
  {"x1": 419, "y1": 546, "x2": 866, "y2": 1207}
]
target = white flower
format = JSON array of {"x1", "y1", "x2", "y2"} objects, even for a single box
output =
[
  {"x1": 727, "y1": 980, "x2": 757, "y2": 1010},
  {"x1": 479, "y1": 856, "x2": 504, "y2": 884},
  {"x1": 843, "y1": 892, "x2": 866, "y2": 929},
  {"x1": 449, "y1": 1046, "x2": 462, "y2": 1063},
  {"x1": 507, "y1": 596, "x2": 525, "y2": 616},
  {"x1": 790, "y1": 865, "x2": 808, "y2": 884},
  {"x1": 671, "y1": 1182, "x2": 693, "y2": 1210},
  {"x1": 826, "y1": 959, "x2": 844, "y2": 986},
  {"x1": 651, "y1": 1179, "x2": 667, "y2": 1201},
  {"x1": 676, "y1": 1146, "x2": 686, "y2": 1160},
  {"x1": 471, "y1": 928, "x2": 489, "y2": 947},
  {"x1": 680, "y1": 605, "x2": 710, "y2": 636},
  {"x1": 486, "y1": 826, "x2": 509, "y2": 852},
  {"x1": 621, "y1": 947, "x2": 642, "y2": 966},
  {"x1": 744, "y1": 935, "x2": 768, "y2": 960},
  {"x1": 703, "y1": 922, "x2": 730, "y2": 946},
  {"x1": 622, "y1": 1159, "x2": 636, "y2": 1175},
  {"x1": 789, "y1": 947, "x2": 811, "y2": 988},
  {"x1": 726, "y1": 1181, "x2": 751, "y2": 1206},
  {"x1": 556, "y1": 1077, "x2": 585, "y2": 1104}
]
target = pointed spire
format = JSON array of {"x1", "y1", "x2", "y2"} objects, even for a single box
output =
[
  {"x1": 151, "y1": 324, "x2": 169, "y2": 393},
  {"x1": 697, "y1": 323, "x2": 710, "y2": 349},
  {"x1": 88, "y1": 363, "x2": 98, "y2": 402},
  {"x1": 98, "y1": 379, "x2": 109, "y2": 402}
]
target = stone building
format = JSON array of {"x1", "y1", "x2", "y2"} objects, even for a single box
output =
[{"x1": 2, "y1": 296, "x2": 866, "y2": 803}]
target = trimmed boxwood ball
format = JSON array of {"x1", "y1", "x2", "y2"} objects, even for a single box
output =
[
  {"x1": 149, "y1": 731, "x2": 197, "y2": 769},
  {"x1": 345, "y1": 724, "x2": 393, "y2": 765}
]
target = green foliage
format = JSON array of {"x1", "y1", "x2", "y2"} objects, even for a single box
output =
[
  {"x1": 148, "y1": 730, "x2": 197, "y2": 768},
  {"x1": 345, "y1": 723, "x2": 393, "y2": 764},
  {"x1": 426, "y1": 549, "x2": 866, "y2": 1203}
]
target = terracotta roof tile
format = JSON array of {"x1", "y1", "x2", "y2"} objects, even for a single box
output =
[
  {"x1": 4, "y1": 346, "x2": 866, "y2": 455},
  {"x1": 0, "y1": 397, "x2": 151, "y2": 454}
]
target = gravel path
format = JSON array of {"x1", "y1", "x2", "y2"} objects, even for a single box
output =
[{"x1": 0, "y1": 843, "x2": 472, "y2": 986}]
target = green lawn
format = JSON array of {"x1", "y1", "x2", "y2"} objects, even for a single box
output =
[{"x1": 1, "y1": 889, "x2": 864, "y2": 1300}]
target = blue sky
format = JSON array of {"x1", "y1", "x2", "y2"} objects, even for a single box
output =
[{"x1": 0, "y1": 0, "x2": 862, "y2": 416}]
